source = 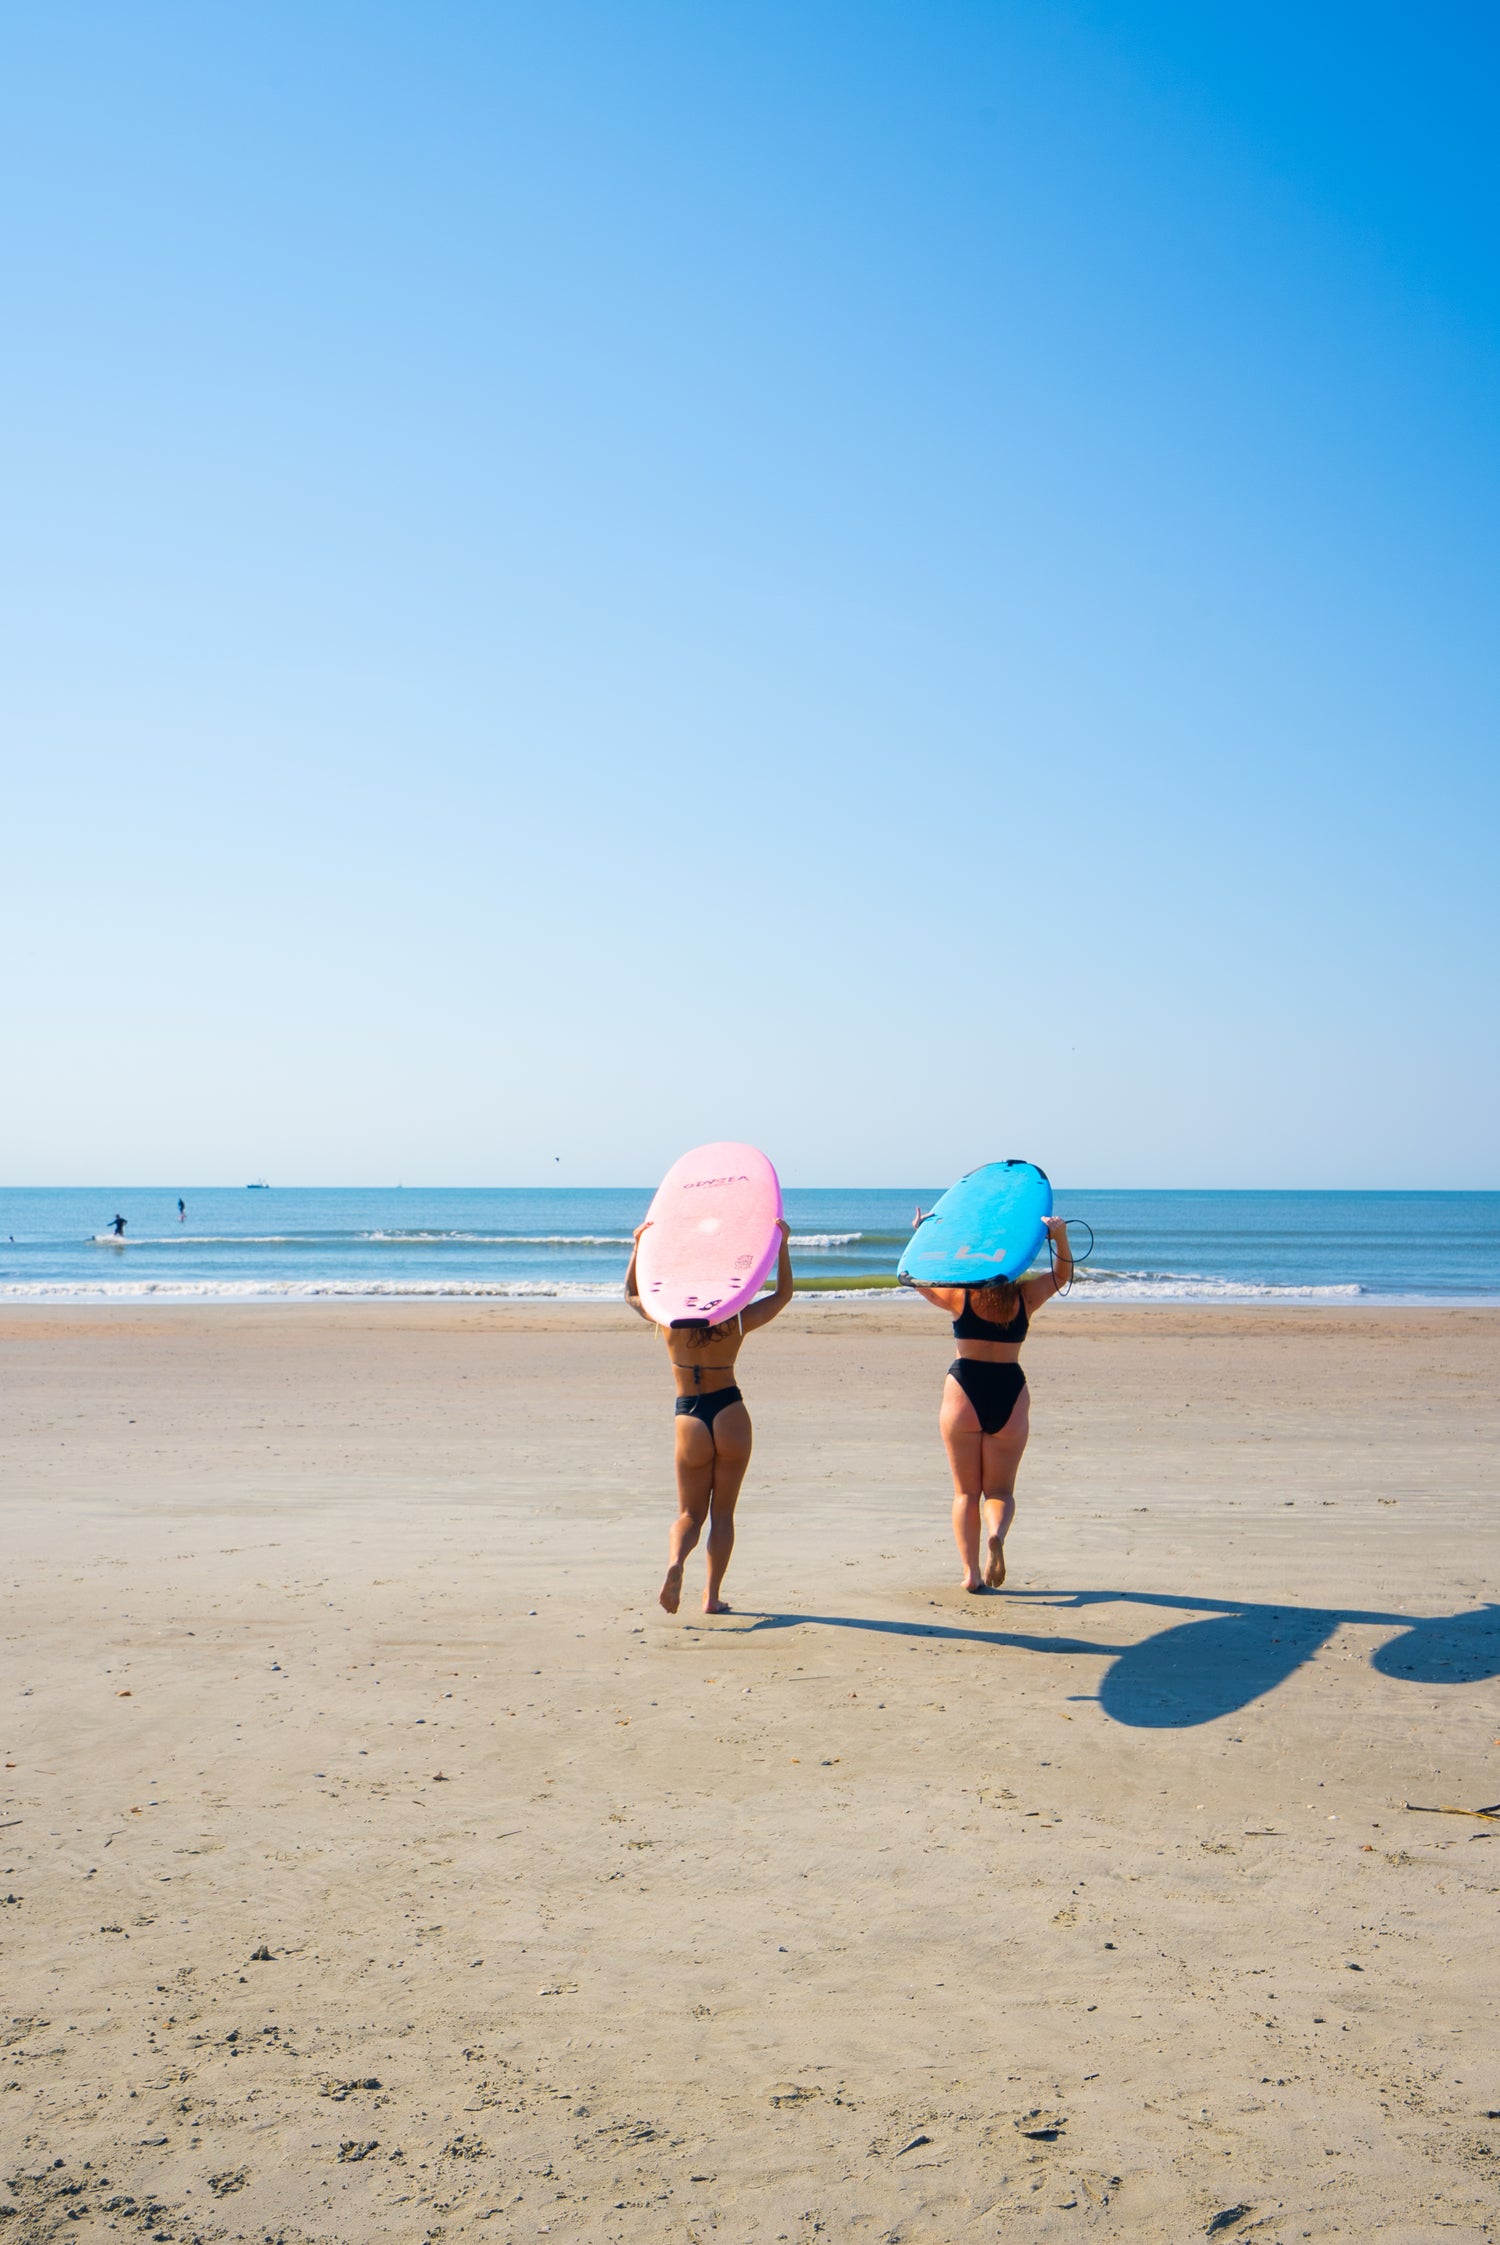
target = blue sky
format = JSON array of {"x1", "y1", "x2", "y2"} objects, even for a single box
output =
[{"x1": 4, "y1": 1, "x2": 1496, "y2": 1186}]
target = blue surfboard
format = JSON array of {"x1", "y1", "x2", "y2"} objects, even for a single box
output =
[{"x1": 898, "y1": 1160, "x2": 1053, "y2": 1286}]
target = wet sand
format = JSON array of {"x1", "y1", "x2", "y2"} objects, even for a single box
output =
[{"x1": 2, "y1": 1299, "x2": 1499, "y2": 2242}]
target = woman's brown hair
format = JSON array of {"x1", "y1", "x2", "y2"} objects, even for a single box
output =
[
  {"x1": 970, "y1": 1277, "x2": 1021, "y2": 1326},
  {"x1": 677, "y1": 1316, "x2": 737, "y2": 1349}
]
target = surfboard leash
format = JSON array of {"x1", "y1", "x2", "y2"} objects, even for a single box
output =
[{"x1": 1051, "y1": 1218, "x2": 1095, "y2": 1294}]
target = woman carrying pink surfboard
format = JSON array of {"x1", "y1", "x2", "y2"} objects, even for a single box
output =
[{"x1": 625, "y1": 1142, "x2": 794, "y2": 1615}]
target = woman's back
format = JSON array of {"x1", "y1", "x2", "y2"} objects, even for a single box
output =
[
  {"x1": 664, "y1": 1317, "x2": 745, "y2": 1392},
  {"x1": 951, "y1": 1286, "x2": 1029, "y2": 1346}
]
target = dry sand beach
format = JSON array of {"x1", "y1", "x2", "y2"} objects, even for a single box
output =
[{"x1": 2, "y1": 1298, "x2": 1498, "y2": 2243}]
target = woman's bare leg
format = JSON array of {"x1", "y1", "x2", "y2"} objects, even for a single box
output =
[
  {"x1": 940, "y1": 1376, "x2": 985, "y2": 1591},
  {"x1": 981, "y1": 1494, "x2": 1015, "y2": 1585},
  {"x1": 703, "y1": 1403, "x2": 752, "y2": 1612},
  {"x1": 981, "y1": 1389, "x2": 1030, "y2": 1587},
  {"x1": 661, "y1": 1416, "x2": 714, "y2": 1614}
]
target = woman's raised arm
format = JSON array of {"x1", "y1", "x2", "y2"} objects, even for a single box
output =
[
  {"x1": 741, "y1": 1220, "x2": 794, "y2": 1332},
  {"x1": 624, "y1": 1223, "x2": 653, "y2": 1322},
  {"x1": 1022, "y1": 1217, "x2": 1072, "y2": 1312}
]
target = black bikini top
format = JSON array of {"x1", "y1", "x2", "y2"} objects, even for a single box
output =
[{"x1": 952, "y1": 1287, "x2": 1029, "y2": 1343}]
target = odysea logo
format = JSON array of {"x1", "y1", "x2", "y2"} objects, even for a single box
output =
[{"x1": 684, "y1": 1175, "x2": 750, "y2": 1188}]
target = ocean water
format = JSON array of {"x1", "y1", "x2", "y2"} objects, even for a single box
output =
[{"x1": 0, "y1": 1187, "x2": 1496, "y2": 1303}]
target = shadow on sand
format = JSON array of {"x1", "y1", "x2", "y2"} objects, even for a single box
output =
[{"x1": 714, "y1": 1594, "x2": 1500, "y2": 1730}]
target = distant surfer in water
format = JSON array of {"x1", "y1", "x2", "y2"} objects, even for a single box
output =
[
  {"x1": 178, "y1": 1198, "x2": 186, "y2": 1222},
  {"x1": 907, "y1": 1216, "x2": 1072, "y2": 1592},
  {"x1": 109, "y1": 1214, "x2": 127, "y2": 1239},
  {"x1": 626, "y1": 1219, "x2": 794, "y2": 1616}
]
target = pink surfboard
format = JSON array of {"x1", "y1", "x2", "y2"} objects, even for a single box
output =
[{"x1": 635, "y1": 1141, "x2": 784, "y2": 1328}]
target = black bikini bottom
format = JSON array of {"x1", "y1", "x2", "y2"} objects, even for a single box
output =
[
  {"x1": 675, "y1": 1386, "x2": 744, "y2": 1429},
  {"x1": 947, "y1": 1360, "x2": 1026, "y2": 1436}
]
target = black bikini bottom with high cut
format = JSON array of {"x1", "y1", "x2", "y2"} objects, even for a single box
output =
[
  {"x1": 674, "y1": 1386, "x2": 744, "y2": 1429},
  {"x1": 947, "y1": 1360, "x2": 1026, "y2": 1436}
]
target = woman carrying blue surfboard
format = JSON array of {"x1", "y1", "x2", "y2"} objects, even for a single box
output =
[{"x1": 900, "y1": 1161, "x2": 1072, "y2": 1593}]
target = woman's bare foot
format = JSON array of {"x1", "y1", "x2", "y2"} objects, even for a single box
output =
[
  {"x1": 961, "y1": 1572, "x2": 984, "y2": 1593},
  {"x1": 704, "y1": 1597, "x2": 732, "y2": 1614},
  {"x1": 659, "y1": 1563, "x2": 684, "y2": 1615},
  {"x1": 985, "y1": 1535, "x2": 1007, "y2": 1589}
]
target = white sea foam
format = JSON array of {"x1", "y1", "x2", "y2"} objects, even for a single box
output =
[
  {"x1": 362, "y1": 1231, "x2": 637, "y2": 1244},
  {"x1": 1071, "y1": 1269, "x2": 1362, "y2": 1301},
  {"x1": 0, "y1": 1272, "x2": 1433, "y2": 1306},
  {"x1": 792, "y1": 1286, "x2": 908, "y2": 1301},
  {"x1": 0, "y1": 1279, "x2": 625, "y2": 1302},
  {"x1": 793, "y1": 1276, "x2": 1367, "y2": 1303},
  {"x1": 787, "y1": 1232, "x2": 862, "y2": 1247}
]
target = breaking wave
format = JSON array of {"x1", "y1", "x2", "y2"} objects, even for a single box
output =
[{"x1": 1068, "y1": 1267, "x2": 1362, "y2": 1301}]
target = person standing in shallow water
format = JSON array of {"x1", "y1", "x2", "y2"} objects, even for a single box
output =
[
  {"x1": 625, "y1": 1219, "x2": 794, "y2": 1616},
  {"x1": 907, "y1": 1216, "x2": 1072, "y2": 1592}
]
